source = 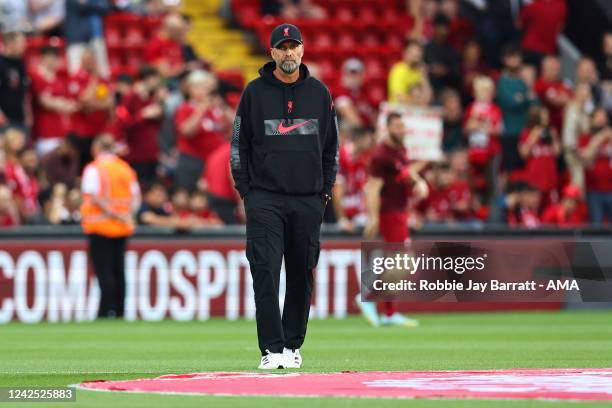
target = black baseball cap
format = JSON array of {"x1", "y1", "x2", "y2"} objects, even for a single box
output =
[{"x1": 270, "y1": 23, "x2": 303, "y2": 48}]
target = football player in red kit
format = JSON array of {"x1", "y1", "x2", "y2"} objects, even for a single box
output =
[{"x1": 358, "y1": 112, "x2": 429, "y2": 327}]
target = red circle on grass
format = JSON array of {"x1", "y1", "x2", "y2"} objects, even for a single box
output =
[{"x1": 78, "y1": 368, "x2": 612, "y2": 401}]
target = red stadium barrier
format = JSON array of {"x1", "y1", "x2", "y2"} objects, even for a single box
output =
[{"x1": 0, "y1": 238, "x2": 560, "y2": 323}]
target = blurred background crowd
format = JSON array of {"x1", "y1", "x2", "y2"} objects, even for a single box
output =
[{"x1": 0, "y1": 0, "x2": 611, "y2": 231}]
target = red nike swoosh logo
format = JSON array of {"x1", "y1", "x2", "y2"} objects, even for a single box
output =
[{"x1": 278, "y1": 120, "x2": 311, "y2": 134}]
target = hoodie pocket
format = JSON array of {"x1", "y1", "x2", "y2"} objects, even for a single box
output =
[{"x1": 262, "y1": 150, "x2": 322, "y2": 193}]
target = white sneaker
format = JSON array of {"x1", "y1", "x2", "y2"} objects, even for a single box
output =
[
  {"x1": 354, "y1": 294, "x2": 380, "y2": 327},
  {"x1": 258, "y1": 349, "x2": 285, "y2": 369},
  {"x1": 283, "y1": 347, "x2": 302, "y2": 368},
  {"x1": 385, "y1": 313, "x2": 419, "y2": 328}
]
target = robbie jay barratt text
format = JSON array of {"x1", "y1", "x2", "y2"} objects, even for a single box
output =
[{"x1": 372, "y1": 279, "x2": 580, "y2": 292}]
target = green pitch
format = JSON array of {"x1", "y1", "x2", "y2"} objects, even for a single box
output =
[{"x1": 1, "y1": 310, "x2": 612, "y2": 408}]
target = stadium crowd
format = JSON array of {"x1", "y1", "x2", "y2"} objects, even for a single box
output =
[{"x1": 0, "y1": 0, "x2": 611, "y2": 230}]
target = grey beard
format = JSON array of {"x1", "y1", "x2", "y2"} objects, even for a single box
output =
[{"x1": 280, "y1": 60, "x2": 299, "y2": 74}]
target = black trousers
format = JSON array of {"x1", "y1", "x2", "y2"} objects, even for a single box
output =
[
  {"x1": 88, "y1": 234, "x2": 127, "y2": 318},
  {"x1": 245, "y1": 189, "x2": 324, "y2": 355}
]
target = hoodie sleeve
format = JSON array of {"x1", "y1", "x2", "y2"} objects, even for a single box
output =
[
  {"x1": 230, "y1": 88, "x2": 252, "y2": 198},
  {"x1": 322, "y1": 91, "x2": 339, "y2": 196}
]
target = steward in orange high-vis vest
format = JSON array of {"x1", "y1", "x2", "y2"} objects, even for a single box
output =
[{"x1": 80, "y1": 135, "x2": 141, "y2": 318}]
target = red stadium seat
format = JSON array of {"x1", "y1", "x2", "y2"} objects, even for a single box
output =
[
  {"x1": 107, "y1": 48, "x2": 124, "y2": 69},
  {"x1": 335, "y1": 6, "x2": 354, "y2": 22},
  {"x1": 230, "y1": 0, "x2": 261, "y2": 23},
  {"x1": 361, "y1": 30, "x2": 381, "y2": 47},
  {"x1": 364, "y1": 57, "x2": 385, "y2": 78},
  {"x1": 358, "y1": 7, "x2": 378, "y2": 24},
  {"x1": 124, "y1": 47, "x2": 143, "y2": 69},
  {"x1": 337, "y1": 30, "x2": 357, "y2": 50},
  {"x1": 313, "y1": 31, "x2": 334, "y2": 48},
  {"x1": 125, "y1": 27, "x2": 145, "y2": 46},
  {"x1": 238, "y1": 7, "x2": 259, "y2": 28},
  {"x1": 366, "y1": 82, "x2": 387, "y2": 108},
  {"x1": 104, "y1": 24, "x2": 122, "y2": 47},
  {"x1": 143, "y1": 15, "x2": 163, "y2": 37},
  {"x1": 388, "y1": 32, "x2": 405, "y2": 50},
  {"x1": 314, "y1": 58, "x2": 335, "y2": 81}
]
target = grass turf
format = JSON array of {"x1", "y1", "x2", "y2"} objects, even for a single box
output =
[{"x1": 0, "y1": 311, "x2": 611, "y2": 407}]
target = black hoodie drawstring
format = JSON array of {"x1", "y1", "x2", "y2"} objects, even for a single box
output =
[{"x1": 282, "y1": 87, "x2": 288, "y2": 125}]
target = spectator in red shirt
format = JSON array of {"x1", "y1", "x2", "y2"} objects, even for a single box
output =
[
  {"x1": 463, "y1": 76, "x2": 502, "y2": 196},
  {"x1": 334, "y1": 58, "x2": 376, "y2": 129},
  {"x1": 408, "y1": 0, "x2": 438, "y2": 43},
  {"x1": 422, "y1": 162, "x2": 454, "y2": 224},
  {"x1": 421, "y1": 160, "x2": 474, "y2": 225},
  {"x1": 332, "y1": 127, "x2": 374, "y2": 232},
  {"x1": 67, "y1": 50, "x2": 114, "y2": 169},
  {"x1": 3, "y1": 127, "x2": 40, "y2": 223},
  {"x1": 18, "y1": 148, "x2": 42, "y2": 221},
  {"x1": 535, "y1": 55, "x2": 571, "y2": 133},
  {"x1": 174, "y1": 70, "x2": 228, "y2": 192},
  {"x1": 447, "y1": 151, "x2": 474, "y2": 222},
  {"x1": 114, "y1": 74, "x2": 134, "y2": 105},
  {"x1": 203, "y1": 142, "x2": 241, "y2": 225},
  {"x1": 448, "y1": 148, "x2": 477, "y2": 218},
  {"x1": 507, "y1": 183, "x2": 542, "y2": 229},
  {"x1": 518, "y1": 0, "x2": 567, "y2": 67},
  {"x1": 170, "y1": 188, "x2": 191, "y2": 218},
  {"x1": 578, "y1": 108, "x2": 612, "y2": 224},
  {"x1": 166, "y1": 187, "x2": 224, "y2": 227},
  {"x1": 464, "y1": 76, "x2": 502, "y2": 165},
  {"x1": 114, "y1": 66, "x2": 165, "y2": 184},
  {"x1": 189, "y1": 190, "x2": 222, "y2": 226},
  {"x1": 144, "y1": 13, "x2": 185, "y2": 79},
  {"x1": 439, "y1": 0, "x2": 474, "y2": 52},
  {"x1": 3, "y1": 126, "x2": 26, "y2": 178},
  {"x1": 518, "y1": 106, "x2": 561, "y2": 204},
  {"x1": 0, "y1": 185, "x2": 19, "y2": 227},
  {"x1": 542, "y1": 184, "x2": 587, "y2": 227},
  {"x1": 30, "y1": 45, "x2": 78, "y2": 156}
]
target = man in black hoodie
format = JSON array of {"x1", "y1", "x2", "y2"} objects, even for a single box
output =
[{"x1": 230, "y1": 23, "x2": 339, "y2": 369}]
